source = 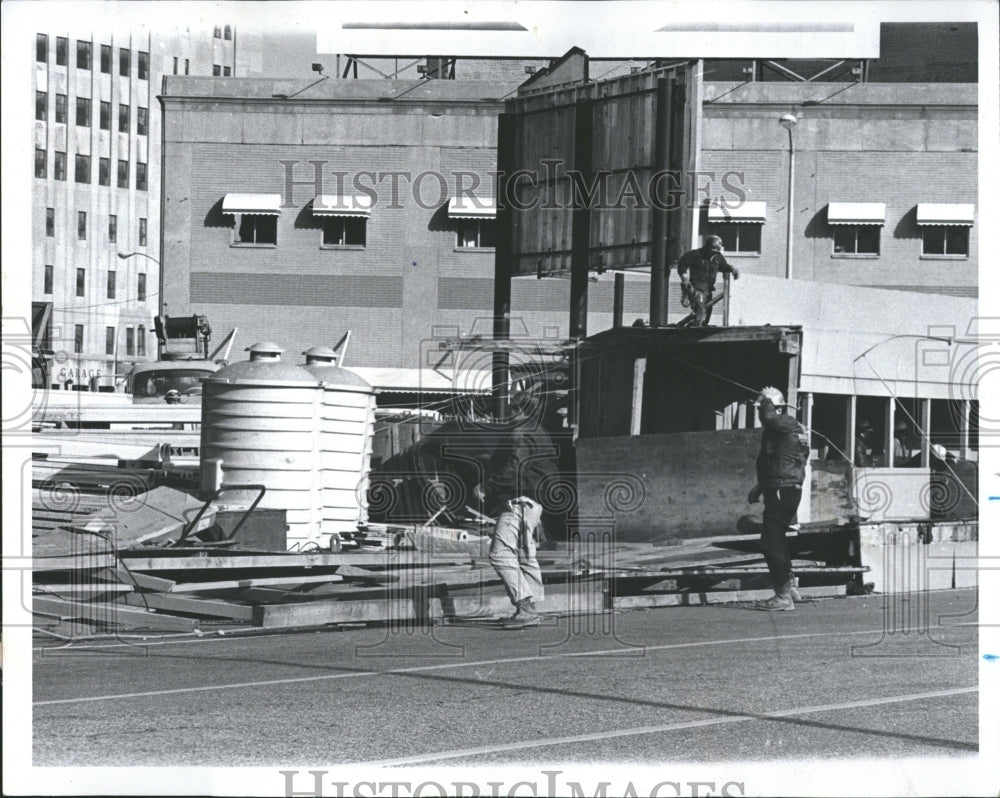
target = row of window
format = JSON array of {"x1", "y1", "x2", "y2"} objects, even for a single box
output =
[
  {"x1": 35, "y1": 92, "x2": 149, "y2": 135},
  {"x1": 36, "y1": 151, "x2": 147, "y2": 189},
  {"x1": 66, "y1": 324, "x2": 147, "y2": 356},
  {"x1": 213, "y1": 25, "x2": 233, "y2": 40},
  {"x1": 229, "y1": 215, "x2": 496, "y2": 249},
  {"x1": 212, "y1": 65, "x2": 233, "y2": 77},
  {"x1": 44, "y1": 207, "x2": 147, "y2": 244},
  {"x1": 706, "y1": 222, "x2": 970, "y2": 258},
  {"x1": 44, "y1": 266, "x2": 147, "y2": 304},
  {"x1": 36, "y1": 35, "x2": 149, "y2": 79}
]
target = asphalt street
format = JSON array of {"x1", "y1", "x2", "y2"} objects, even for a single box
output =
[{"x1": 33, "y1": 588, "x2": 979, "y2": 768}]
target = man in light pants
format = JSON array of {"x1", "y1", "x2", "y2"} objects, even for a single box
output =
[{"x1": 482, "y1": 427, "x2": 558, "y2": 629}]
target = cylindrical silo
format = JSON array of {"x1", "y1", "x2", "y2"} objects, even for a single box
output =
[
  {"x1": 301, "y1": 347, "x2": 376, "y2": 536},
  {"x1": 200, "y1": 342, "x2": 323, "y2": 549}
]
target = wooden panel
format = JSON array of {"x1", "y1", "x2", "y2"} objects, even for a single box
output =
[{"x1": 253, "y1": 597, "x2": 419, "y2": 628}]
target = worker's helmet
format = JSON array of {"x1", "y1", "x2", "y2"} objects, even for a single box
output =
[
  {"x1": 165, "y1": 389, "x2": 181, "y2": 404},
  {"x1": 756, "y1": 386, "x2": 786, "y2": 407}
]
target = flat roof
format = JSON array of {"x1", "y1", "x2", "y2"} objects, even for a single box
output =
[{"x1": 161, "y1": 77, "x2": 521, "y2": 104}]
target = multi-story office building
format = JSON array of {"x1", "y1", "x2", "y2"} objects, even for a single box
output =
[{"x1": 31, "y1": 26, "x2": 261, "y2": 388}]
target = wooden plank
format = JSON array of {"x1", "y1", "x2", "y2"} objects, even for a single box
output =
[
  {"x1": 630, "y1": 358, "x2": 646, "y2": 436},
  {"x1": 32, "y1": 554, "x2": 118, "y2": 571},
  {"x1": 32, "y1": 595, "x2": 199, "y2": 631},
  {"x1": 34, "y1": 584, "x2": 133, "y2": 595},
  {"x1": 253, "y1": 598, "x2": 419, "y2": 628},
  {"x1": 121, "y1": 592, "x2": 254, "y2": 622},
  {"x1": 171, "y1": 573, "x2": 344, "y2": 593},
  {"x1": 114, "y1": 567, "x2": 177, "y2": 593},
  {"x1": 120, "y1": 551, "x2": 476, "y2": 571}
]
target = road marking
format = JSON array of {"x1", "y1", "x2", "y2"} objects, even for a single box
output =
[
  {"x1": 33, "y1": 626, "x2": 913, "y2": 706},
  {"x1": 367, "y1": 686, "x2": 980, "y2": 766}
]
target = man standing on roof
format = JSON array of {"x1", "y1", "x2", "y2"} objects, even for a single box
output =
[
  {"x1": 480, "y1": 424, "x2": 559, "y2": 629},
  {"x1": 675, "y1": 235, "x2": 740, "y2": 326},
  {"x1": 747, "y1": 386, "x2": 810, "y2": 611}
]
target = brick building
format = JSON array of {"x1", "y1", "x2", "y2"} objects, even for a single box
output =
[{"x1": 31, "y1": 25, "x2": 261, "y2": 389}]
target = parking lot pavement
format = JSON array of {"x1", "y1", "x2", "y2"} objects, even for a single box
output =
[{"x1": 33, "y1": 589, "x2": 978, "y2": 768}]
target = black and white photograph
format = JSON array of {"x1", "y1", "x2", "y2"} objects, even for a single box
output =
[{"x1": 2, "y1": 1, "x2": 997, "y2": 795}]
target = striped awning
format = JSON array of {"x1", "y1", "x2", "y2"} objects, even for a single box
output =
[
  {"x1": 221, "y1": 193, "x2": 282, "y2": 215},
  {"x1": 312, "y1": 194, "x2": 373, "y2": 217},
  {"x1": 916, "y1": 203, "x2": 975, "y2": 226},
  {"x1": 448, "y1": 196, "x2": 497, "y2": 219},
  {"x1": 827, "y1": 202, "x2": 885, "y2": 225},
  {"x1": 708, "y1": 200, "x2": 767, "y2": 222}
]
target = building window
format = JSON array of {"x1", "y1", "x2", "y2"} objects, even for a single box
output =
[
  {"x1": 119, "y1": 47, "x2": 130, "y2": 76},
  {"x1": 37, "y1": 33, "x2": 48, "y2": 62},
  {"x1": 223, "y1": 65, "x2": 232, "y2": 77},
  {"x1": 74, "y1": 325, "x2": 84, "y2": 354},
  {"x1": 236, "y1": 215, "x2": 278, "y2": 246},
  {"x1": 54, "y1": 151, "x2": 66, "y2": 180},
  {"x1": 214, "y1": 25, "x2": 222, "y2": 38},
  {"x1": 184, "y1": 58, "x2": 190, "y2": 75},
  {"x1": 76, "y1": 267, "x2": 86, "y2": 296},
  {"x1": 46, "y1": 207, "x2": 55, "y2": 237},
  {"x1": 55, "y1": 93, "x2": 67, "y2": 123},
  {"x1": 138, "y1": 51, "x2": 149, "y2": 80},
  {"x1": 137, "y1": 273, "x2": 147, "y2": 302},
  {"x1": 74, "y1": 154, "x2": 90, "y2": 184},
  {"x1": 125, "y1": 327, "x2": 135, "y2": 356},
  {"x1": 137, "y1": 106, "x2": 148, "y2": 135},
  {"x1": 35, "y1": 148, "x2": 47, "y2": 178},
  {"x1": 107, "y1": 269, "x2": 116, "y2": 298},
  {"x1": 224, "y1": 24, "x2": 232, "y2": 40},
  {"x1": 75, "y1": 96, "x2": 91, "y2": 127},
  {"x1": 100, "y1": 100, "x2": 110, "y2": 129},
  {"x1": 707, "y1": 222, "x2": 762, "y2": 254},
  {"x1": 117, "y1": 159, "x2": 129, "y2": 188},
  {"x1": 213, "y1": 64, "x2": 221, "y2": 76},
  {"x1": 922, "y1": 227, "x2": 970, "y2": 257},
  {"x1": 136, "y1": 162, "x2": 148, "y2": 191},
  {"x1": 321, "y1": 217, "x2": 366, "y2": 247},
  {"x1": 137, "y1": 325, "x2": 146, "y2": 356},
  {"x1": 118, "y1": 103, "x2": 129, "y2": 132},
  {"x1": 173, "y1": 56, "x2": 179, "y2": 75},
  {"x1": 109, "y1": 214, "x2": 117, "y2": 243},
  {"x1": 106, "y1": 326, "x2": 116, "y2": 355},
  {"x1": 455, "y1": 219, "x2": 496, "y2": 249},
  {"x1": 36, "y1": 90, "x2": 47, "y2": 121},
  {"x1": 833, "y1": 226, "x2": 880, "y2": 255},
  {"x1": 99, "y1": 157, "x2": 110, "y2": 186},
  {"x1": 77, "y1": 40, "x2": 92, "y2": 69},
  {"x1": 56, "y1": 36, "x2": 67, "y2": 66},
  {"x1": 77, "y1": 211, "x2": 87, "y2": 241},
  {"x1": 101, "y1": 44, "x2": 111, "y2": 73},
  {"x1": 44, "y1": 264, "x2": 54, "y2": 294},
  {"x1": 139, "y1": 217, "x2": 147, "y2": 245}
]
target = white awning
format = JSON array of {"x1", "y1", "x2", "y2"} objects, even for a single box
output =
[
  {"x1": 348, "y1": 367, "x2": 491, "y2": 394},
  {"x1": 448, "y1": 196, "x2": 497, "y2": 219},
  {"x1": 221, "y1": 193, "x2": 282, "y2": 215},
  {"x1": 312, "y1": 194, "x2": 373, "y2": 217},
  {"x1": 827, "y1": 202, "x2": 885, "y2": 225},
  {"x1": 707, "y1": 200, "x2": 766, "y2": 222},
  {"x1": 916, "y1": 203, "x2": 975, "y2": 226}
]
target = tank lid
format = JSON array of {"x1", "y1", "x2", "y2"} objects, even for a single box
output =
[
  {"x1": 246, "y1": 342, "x2": 284, "y2": 360},
  {"x1": 302, "y1": 346, "x2": 339, "y2": 364},
  {"x1": 301, "y1": 361, "x2": 372, "y2": 389}
]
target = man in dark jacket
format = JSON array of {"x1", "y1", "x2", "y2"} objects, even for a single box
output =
[
  {"x1": 482, "y1": 426, "x2": 559, "y2": 629},
  {"x1": 675, "y1": 235, "x2": 740, "y2": 326},
  {"x1": 747, "y1": 387, "x2": 810, "y2": 611}
]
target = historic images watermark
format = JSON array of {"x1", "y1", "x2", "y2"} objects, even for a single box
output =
[
  {"x1": 279, "y1": 768, "x2": 747, "y2": 798},
  {"x1": 279, "y1": 160, "x2": 750, "y2": 212}
]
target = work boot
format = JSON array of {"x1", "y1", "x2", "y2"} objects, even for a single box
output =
[
  {"x1": 752, "y1": 581, "x2": 794, "y2": 611},
  {"x1": 502, "y1": 598, "x2": 540, "y2": 629}
]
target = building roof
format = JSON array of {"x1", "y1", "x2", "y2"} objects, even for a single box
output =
[
  {"x1": 702, "y1": 81, "x2": 977, "y2": 107},
  {"x1": 161, "y1": 77, "x2": 521, "y2": 104}
]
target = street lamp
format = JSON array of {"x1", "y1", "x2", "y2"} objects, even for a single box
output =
[
  {"x1": 118, "y1": 251, "x2": 162, "y2": 313},
  {"x1": 779, "y1": 113, "x2": 797, "y2": 280}
]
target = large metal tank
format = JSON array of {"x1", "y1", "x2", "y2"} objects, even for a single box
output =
[
  {"x1": 200, "y1": 342, "x2": 323, "y2": 549},
  {"x1": 301, "y1": 347, "x2": 377, "y2": 536}
]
